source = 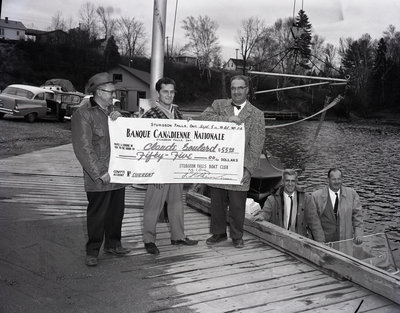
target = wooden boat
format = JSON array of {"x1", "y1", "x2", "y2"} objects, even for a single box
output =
[{"x1": 186, "y1": 163, "x2": 400, "y2": 305}]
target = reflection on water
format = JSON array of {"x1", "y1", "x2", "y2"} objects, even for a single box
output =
[{"x1": 264, "y1": 120, "x2": 400, "y2": 265}]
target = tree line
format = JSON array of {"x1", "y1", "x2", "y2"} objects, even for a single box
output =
[{"x1": 3, "y1": 3, "x2": 400, "y2": 117}]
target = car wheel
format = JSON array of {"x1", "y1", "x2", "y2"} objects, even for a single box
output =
[
  {"x1": 24, "y1": 113, "x2": 37, "y2": 123},
  {"x1": 0, "y1": 113, "x2": 5, "y2": 119}
]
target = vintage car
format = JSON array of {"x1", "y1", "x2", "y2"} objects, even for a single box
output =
[
  {"x1": 0, "y1": 84, "x2": 63, "y2": 122},
  {"x1": 47, "y1": 90, "x2": 85, "y2": 121},
  {"x1": 40, "y1": 79, "x2": 86, "y2": 121}
]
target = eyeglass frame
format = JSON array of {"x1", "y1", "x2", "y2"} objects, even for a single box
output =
[{"x1": 230, "y1": 86, "x2": 248, "y2": 92}]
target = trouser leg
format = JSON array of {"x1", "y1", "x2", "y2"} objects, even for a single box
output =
[
  {"x1": 86, "y1": 191, "x2": 111, "y2": 256},
  {"x1": 227, "y1": 190, "x2": 247, "y2": 240},
  {"x1": 104, "y1": 188, "x2": 125, "y2": 249},
  {"x1": 143, "y1": 184, "x2": 168, "y2": 243},
  {"x1": 166, "y1": 184, "x2": 185, "y2": 241},
  {"x1": 209, "y1": 187, "x2": 229, "y2": 235}
]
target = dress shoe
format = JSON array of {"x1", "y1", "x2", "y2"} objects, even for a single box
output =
[
  {"x1": 206, "y1": 233, "x2": 227, "y2": 245},
  {"x1": 232, "y1": 238, "x2": 244, "y2": 248},
  {"x1": 85, "y1": 255, "x2": 98, "y2": 266},
  {"x1": 104, "y1": 246, "x2": 130, "y2": 255},
  {"x1": 171, "y1": 237, "x2": 198, "y2": 246},
  {"x1": 145, "y1": 242, "x2": 160, "y2": 255}
]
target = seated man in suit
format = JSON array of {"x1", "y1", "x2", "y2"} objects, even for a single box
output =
[{"x1": 251, "y1": 169, "x2": 325, "y2": 242}]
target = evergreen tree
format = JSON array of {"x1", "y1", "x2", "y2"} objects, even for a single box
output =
[
  {"x1": 103, "y1": 36, "x2": 120, "y2": 70},
  {"x1": 371, "y1": 38, "x2": 388, "y2": 107},
  {"x1": 294, "y1": 9, "x2": 312, "y2": 69}
]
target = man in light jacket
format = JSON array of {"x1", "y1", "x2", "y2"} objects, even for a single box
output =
[
  {"x1": 312, "y1": 168, "x2": 363, "y2": 243},
  {"x1": 252, "y1": 169, "x2": 325, "y2": 242}
]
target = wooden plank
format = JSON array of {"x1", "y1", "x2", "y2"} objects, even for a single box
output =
[
  {"x1": 237, "y1": 291, "x2": 392, "y2": 313},
  {"x1": 181, "y1": 279, "x2": 358, "y2": 313},
  {"x1": 151, "y1": 267, "x2": 324, "y2": 301},
  {"x1": 186, "y1": 191, "x2": 400, "y2": 305}
]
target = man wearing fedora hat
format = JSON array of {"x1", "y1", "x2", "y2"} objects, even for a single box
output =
[{"x1": 71, "y1": 72, "x2": 130, "y2": 266}]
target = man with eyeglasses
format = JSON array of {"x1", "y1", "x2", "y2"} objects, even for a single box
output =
[
  {"x1": 140, "y1": 77, "x2": 198, "y2": 255},
  {"x1": 71, "y1": 72, "x2": 130, "y2": 266},
  {"x1": 201, "y1": 75, "x2": 265, "y2": 248}
]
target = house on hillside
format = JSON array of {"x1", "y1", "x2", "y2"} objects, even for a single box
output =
[
  {"x1": 224, "y1": 58, "x2": 254, "y2": 72},
  {"x1": 25, "y1": 28, "x2": 46, "y2": 41},
  {"x1": 0, "y1": 17, "x2": 26, "y2": 40},
  {"x1": 36, "y1": 30, "x2": 68, "y2": 45},
  {"x1": 174, "y1": 54, "x2": 198, "y2": 66},
  {"x1": 108, "y1": 65, "x2": 151, "y2": 113}
]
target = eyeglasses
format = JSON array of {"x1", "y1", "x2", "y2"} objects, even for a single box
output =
[
  {"x1": 99, "y1": 89, "x2": 116, "y2": 94},
  {"x1": 230, "y1": 86, "x2": 247, "y2": 92}
]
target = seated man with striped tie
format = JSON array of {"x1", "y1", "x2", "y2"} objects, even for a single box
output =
[
  {"x1": 252, "y1": 169, "x2": 325, "y2": 242},
  {"x1": 311, "y1": 168, "x2": 363, "y2": 243}
]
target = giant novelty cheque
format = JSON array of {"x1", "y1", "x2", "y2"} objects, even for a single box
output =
[{"x1": 108, "y1": 117, "x2": 245, "y2": 184}]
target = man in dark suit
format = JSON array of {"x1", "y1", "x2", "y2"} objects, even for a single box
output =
[
  {"x1": 252, "y1": 169, "x2": 325, "y2": 242},
  {"x1": 201, "y1": 75, "x2": 265, "y2": 248}
]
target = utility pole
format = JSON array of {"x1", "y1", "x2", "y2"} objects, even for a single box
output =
[
  {"x1": 235, "y1": 49, "x2": 239, "y2": 60},
  {"x1": 166, "y1": 36, "x2": 169, "y2": 60},
  {"x1": 150, "y1": 0, "x2": 167, "y2": 100}
]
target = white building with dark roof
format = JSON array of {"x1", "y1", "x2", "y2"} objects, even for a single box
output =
[{"x1": 0, "y1": 17, "x2": 26, "y2": 40}]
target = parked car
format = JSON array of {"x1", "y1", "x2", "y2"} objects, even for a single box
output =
[
  {"x1": 0, "y1": 84, "x2": 63, "y2": 122},
  {"x1": 41, "y1": 79, "x2": 86, "y2": 121},
  {"x1": 52, "y1": 91, "x2": 86, "y2": 120}
]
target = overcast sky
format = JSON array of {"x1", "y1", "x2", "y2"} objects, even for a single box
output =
[{"x1": 2, "y1": 0, "x2": 400, "y2": 60}]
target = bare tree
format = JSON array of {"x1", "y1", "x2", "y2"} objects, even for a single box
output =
[
  {"x1": 79, "y1": 2, "x2": 98, "y2": 40},
  {"x1": 309, "y1": 34, "x2": 325, "y2": 73},
  {"x1": 50, "y1": 11, "x2": 67, "y2": 31},
  {"x1": 182, "y1": 15, "x2": 221, "y2": 69},
  {"x1": 96, "y1": 6, "x2": 117, "y2": 39},
  {"x1": 255, "y1": 17, "x2": 295, "y2": 73},
  {"x1": 236, "y1": 17, "x2": 265, "y2": 74},
  {"x1": 322, "y1": 43, "x2": 338, "y2": 77},
  {"x1": 117, "y1": 17, "x2": 147, "y2": 58},
  {"x1": 383, "y1": 24, "x2": 400, "y2": 64}
]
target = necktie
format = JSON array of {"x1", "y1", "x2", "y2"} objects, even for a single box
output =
[
  {"x1": 231, "y1": 103, "x2": 241, "y2": 109},
  {"x1": 288, "y1": 195, "x2": 293, "y2": 230},
  {"x1": 334, "y1": 192, "x2": 339, "y2": 216}
]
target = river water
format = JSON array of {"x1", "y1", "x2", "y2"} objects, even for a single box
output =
[{"x1": 263, "y1": 120, "x2": 400, "y2": 264}]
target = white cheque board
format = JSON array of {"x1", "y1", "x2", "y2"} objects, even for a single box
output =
[{"x1": 108, "y1": 117, "x2": 245, "y2": 184}]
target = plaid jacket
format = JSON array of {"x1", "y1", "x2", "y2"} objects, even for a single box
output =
[{"x1": 142, "y1": 104, "x2": 183, "y2": 120}]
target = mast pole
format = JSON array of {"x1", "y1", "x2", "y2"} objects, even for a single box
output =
[{"x1": 150, "y1": 0, "x2": 167, "y2": 100}]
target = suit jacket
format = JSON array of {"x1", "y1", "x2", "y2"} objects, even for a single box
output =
[
  {"x1": 201, "y1": 99, "x2": 265, "y2": 191},
  {"x1": 312, "y1": 186, "x2": 363, "y2": 240},
  {"x1": 256, "y1": 187, "x2": 325, "y2": 242}
]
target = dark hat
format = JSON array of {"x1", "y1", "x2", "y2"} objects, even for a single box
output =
[{"x1": 86, "y1": 72, "x2": 114, "y2": 94}]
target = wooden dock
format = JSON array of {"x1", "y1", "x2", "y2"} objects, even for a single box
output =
[{"x1": 0, "y1": 144, "x2": 399, "y2": 312}]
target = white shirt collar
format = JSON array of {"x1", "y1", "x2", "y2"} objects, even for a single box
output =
[{"x1": 329, "y1": 188, "x2": 340, "y2": 197}]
